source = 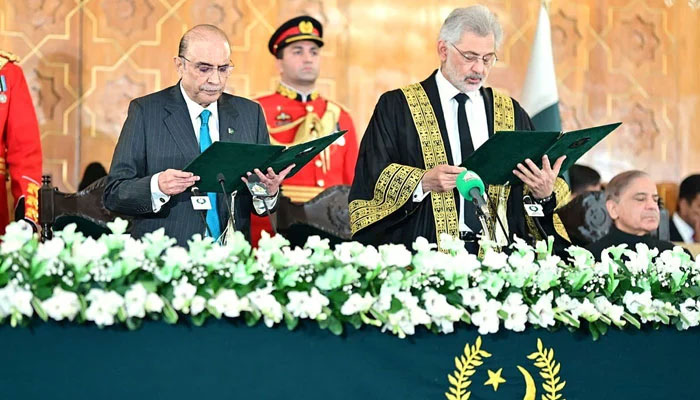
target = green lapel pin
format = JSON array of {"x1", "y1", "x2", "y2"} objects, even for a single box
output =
[{"x1": 228, "y1": 127, "x2": 234, "y2": 135}]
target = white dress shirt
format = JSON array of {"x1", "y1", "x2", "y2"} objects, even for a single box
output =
[
  {"x1": 151, "y1": 83, "x2": 276, "y2": 215},
  {"x1": 412, "y1": 69, "x2": 489, "y2": 232},
  {"x1": 672, "y1": 213, "x2": 695, "y2": 243}
]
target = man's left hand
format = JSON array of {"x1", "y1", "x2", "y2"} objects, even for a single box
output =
[
  {"x1": 241, "y1": 164, "x2": 295, "y2": 196},
  {"x1": 512, "y1": 155, "x2": 566, "y2": 200}
]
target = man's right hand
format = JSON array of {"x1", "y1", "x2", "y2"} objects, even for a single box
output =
[
  {"x1": 422, "y1": 165, "x2": 466, "y2": 193},
  {"x1": 157, "y1": 169, "x2": 199, "y2": 195}
]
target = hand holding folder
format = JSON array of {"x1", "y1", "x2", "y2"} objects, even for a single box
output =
[
  {"x1": 183, "y1": 130, "x2": 347, "y2": 193},
  {"x1": 460, "y1": 123, "x2": 622, "y2": 185}
]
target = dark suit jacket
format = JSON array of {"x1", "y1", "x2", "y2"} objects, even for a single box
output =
[
  {"x1": 104, "y1": 84, "x2": 271, "y2": 246},
  {"x1": 669, "y1": 216, "x2": 684, "y2": 242}
]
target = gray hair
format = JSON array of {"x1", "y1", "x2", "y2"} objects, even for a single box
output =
[
  {"x1": 438, "y1": 5, "x2": 503, "y2": 49},
  {"x1": 605, "y1": 170, "x2": 650, "y2": 202}
]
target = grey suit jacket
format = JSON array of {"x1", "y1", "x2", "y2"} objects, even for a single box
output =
[{"x1": 104, "y1": 83, "x2": 271, "y2": 247}]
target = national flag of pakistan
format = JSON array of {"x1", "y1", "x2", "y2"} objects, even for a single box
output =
[{"x1": 521, "y1": 3, "x2": 561, "y2": 132}]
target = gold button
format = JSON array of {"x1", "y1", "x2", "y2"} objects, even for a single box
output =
[
  {"x1": 317, "y1": 179, "x2": 325, "y2": 187},
  {"x1": 315, "y1": 160, "x2": 323, "y2": 167},
  {"x1": 306, "y1": 105, "x2": 314, "y2": 112}
]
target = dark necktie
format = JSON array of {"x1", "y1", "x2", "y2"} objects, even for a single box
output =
[{"x1": 454, "y1": 93, "x2": 481, "y2": 233}]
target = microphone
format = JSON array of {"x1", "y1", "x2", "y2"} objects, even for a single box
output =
[
  {"x1": 216, "y1": 173, "x2": 236, "y2": 238},
  {"x1": 245, "y1": 174, "x2": 277, "y2": 235},
  {"x1": 456, "y1": 170, "x2": 489, "y2": 217},
  {"x1": 190, "y1": 186, "x2": 212, "y2": 238},
  {"x1": 456, "y1": 170, "x2": 511, "y2": 245}
]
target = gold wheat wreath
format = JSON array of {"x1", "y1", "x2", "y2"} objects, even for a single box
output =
[{"x1": 445, "y1": 337, "x2": 566, "y2": 400}]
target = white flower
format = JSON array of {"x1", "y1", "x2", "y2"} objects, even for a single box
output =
[
  {"x1": 555, "y1": 294, "x2": 583, "y2": 321},
  {"x1": 459, "y1": 287, "x2": 487, "y2": 309},
  {"x1": 438, "y1": 233, "x2": 466, "y2": 253},
  {"x1": 36, "y1": 237, "x2": 65, "y2": 261},
  {"x1": 247, "y1": 287, "x2": 283, "y2": 327},
  {"x1": 162, "y1": 246, "x2": 190, "y2": 270},
  {"x1": 384, "y1": 292, "x2": 430, "y2": 336},
  {"x1": 72, "y1": 237, "x2": 108, "y2": 264},
  {"x1": 282, "y1": 247, "x2": 313, "y2": 267},
  {"x1": 594, "y1": 296, "x2": 624, "y2": 325},
  {"x1": 624, "y1": 243, "x2": 657, "y2": 275},
  {"x1": 42, "y1": 287, "x2": 81, "y2": 321},
  {"x1": 655, "y1": 249, "x2": 683, "y2": 277},
  {"x1": 121, "y1": 236, "x2": 146, "y2": 262},
  {"x1": 482, "y1": 249, "x2": 508, "y2": 270},
  {"x1": 0, "y1": 283, "x2": 34, "y2": 318},
  {"x1": 190, "y1": 295, "x2": 206, "y2": 316},
  {"x1": 85, "y1": 289, "x2": 124, "y2": 326},
  {"x1": 422, "y1": 290, "x2": 462, "y2": 333},
  {"x1": 145, "y1": 293, "x2": 164, "y2": 313},
  {"x1": 528, "y1": 292, "x2": 555, "y2": 328},
  {"x1": 379, "y1": 244, "x2": 412, "y2": 268},
  {"x1": 286, "y1": 288, "x2": 329, "y2": 319},
  {"x1": 577, "y1": 298, "x2": 601, "y2": 322},
  {"x1": 333, "y1": 241, "x2": 365, "y2": 264},
  {"x1": 355, "y1": 246, "x2": 382, "y2": 269},
  {"x1": 124, "y1": 283, "x2": 148, "y2": 318},
  {"x1": 412, "y1": 237, "x2": 438, "y2": 253},
  {"x1": 340, "y1": 292, "x2": 376, "y2": 315},
  {"x1": 502, "y1": 293, "x2": 528, "y2": 332},
  {"x1": 507, "y1": 249, "x2": 536, "y2": 271},
  {"x1": 472, "y1": 299, "x2": 501, "y2": 335},
  {"x1": 622, "y1": 291, "x2": 653, "y2": 315},
  {"x1": 304, "y1": 235, "x2": 330, "y2": 251},
  {"x1": 0, "y1": 220, "x2": 34, "y2": 254},
  {"x1": 209, "y1": 289, "x2": 250, "y2": 318},
  {"x1": 678, "y1": 299, "x2": 700, "y2": 330},
  {"x1": 172, "y1": 278, "x2": 197, "y2": 313}
]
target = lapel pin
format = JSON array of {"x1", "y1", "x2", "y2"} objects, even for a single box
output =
[{"x1": 228, "y1": 127, "x2": 235, "y2": 135}]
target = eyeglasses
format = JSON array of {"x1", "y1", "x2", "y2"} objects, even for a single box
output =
[
  {"x1": 450, "y1": 43, "x2": 497, "y2": 68},
  {"x1": 179, "y1": 56, "x2": 234, "y2": 77}
]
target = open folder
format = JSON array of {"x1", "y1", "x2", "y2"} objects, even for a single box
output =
[
  {"x1": 460, "y1": 122, "x2": 622, "y2": 185},
  {"x1": 183, "y1": 130, "x2": 347, "y2": 193}
]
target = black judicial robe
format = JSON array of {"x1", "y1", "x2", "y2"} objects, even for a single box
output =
[
  {"x1": 586, "y1": 225, "x2": 681, "y2": 261},
  {"x1": 349, "y1": 70, "x2": 564, "y2": 249}
]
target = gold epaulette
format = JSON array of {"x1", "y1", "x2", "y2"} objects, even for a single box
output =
[{"x1": 0, "y1": 50, "x2": 19, "y2": 71}]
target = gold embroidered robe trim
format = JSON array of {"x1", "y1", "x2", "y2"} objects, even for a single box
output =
[
  {"x1": 349, "y1": 163, "x2": 426, "y2": 235},
  {"x1": 401, "y1": 83, "x2": 460, "y2": 246}
]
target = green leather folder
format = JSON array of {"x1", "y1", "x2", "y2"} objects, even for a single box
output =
[
  {"x1": 460, "y1": 122, "x2": 621, "y2": 185},
  {"x1": 184, "y1": 130, "x2": 347, "y2": 193}
]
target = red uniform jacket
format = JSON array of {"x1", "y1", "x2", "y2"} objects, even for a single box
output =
[
  {"x1": 0, "y1": 52, "x2": 42, "y2": 234},
  {"x1": 250, "y1": 84, "x2": 359, "y2": 245}
]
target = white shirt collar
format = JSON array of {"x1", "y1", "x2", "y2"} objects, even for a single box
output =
[
  {"x1": 672, "y1": 213, "x2": 695, "y2": 243},
  {"x1": 180, "y1": 82, "x2": 218, "y2": 124},
  {"x1": 435, "y1": 69, "x2": 481, "y2": 102}
]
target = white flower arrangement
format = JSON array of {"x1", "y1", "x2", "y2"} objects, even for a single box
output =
[{"x1": 0, "y1": 219, "x2": 699, "y2": 341}]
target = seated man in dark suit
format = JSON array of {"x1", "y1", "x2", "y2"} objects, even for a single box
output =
[
  {"x1": 568, "y1": 164, "x2": 601, "y2": 200},
  {"x1": 586, "y1": 170, "x2": 678, "y2": 260},
  {"x1": 104, "y1": 25, "x2": 292, "y2": 246},
  {"x1": 670, "y1": 174, "x2": 700, "y2": 243}
]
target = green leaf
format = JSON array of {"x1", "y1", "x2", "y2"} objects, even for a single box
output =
[
  {"x1": 277, "y1": 266, "x2": 301, "y2": 289},
  {"x1": 125, "y1": 317, "x2": 142, "y2": 330},
  {"x1": 191, "y1": 313, "x2": 207, "y2": 326},
  {"x1": 328, "y1": 315, "x2": 343, "y2": 336},
  {"x1": 31, "y1": 297, "x2": 48, "y2": 322},
  {"x1": 162, "y1": 301, "x2": 179, "y2": 324}
]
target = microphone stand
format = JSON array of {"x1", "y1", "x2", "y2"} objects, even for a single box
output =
[
  {"x1": 191, "y1": 186, "x2": 212, "y2": 238},
  {"x1": 216, "y1": 173, "x2": 236, "y2": 240}
]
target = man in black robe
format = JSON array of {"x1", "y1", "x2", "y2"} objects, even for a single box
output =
[
  {"x1": 586, "y1": 170, "x2": 680, "y2": 260},
  {"x1": 349, "y1": 5, "x2": 569, "y2": 252}
]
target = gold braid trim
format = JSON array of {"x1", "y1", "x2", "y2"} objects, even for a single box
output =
[
  {"x1": 401, "y1": 83, "x2": 459, "y2": 248},
  {"x1": 349, "y1": 163, "x2": 426, "y2": 235},
  {"x1": 268, "y1": 100, "x2": 341, "y2": 173},
  {"x1": 486, "y1": 90, "x2": 515, "y2": 248},
  {"x1": 0, "y1": 50, "x2": 19, "y2": 70}
]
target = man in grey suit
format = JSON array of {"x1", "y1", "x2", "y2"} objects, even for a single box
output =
[{"x1": 104, "y1": 25, "x2": 292, "y2": 246}]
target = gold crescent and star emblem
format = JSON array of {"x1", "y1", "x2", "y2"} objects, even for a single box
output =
[
  {"x1": 445, "y1": 337, "x2": 566, "y2": 400},
  {"x1": 298, "y1": 20, "x2": 313, "y2": 34}
]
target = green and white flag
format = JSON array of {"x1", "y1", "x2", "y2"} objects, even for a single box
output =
[{"x1": 521, "y1": 3, "x2": 561, "y2": 132}]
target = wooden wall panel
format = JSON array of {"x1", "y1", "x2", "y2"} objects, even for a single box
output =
[{"x1": 1, "y1": 0, "x2": 698, "y2": 192}]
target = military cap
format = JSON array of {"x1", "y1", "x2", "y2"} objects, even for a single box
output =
[{"x1": 268, "y1": 16, "x2": 324, "y2": 56}]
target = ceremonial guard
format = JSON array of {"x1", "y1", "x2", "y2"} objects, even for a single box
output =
[
  {"x1": 251, "y1": 16, "x2": 359, "y2": 245},
  {"x1": 0, "y1": 51, "x2": 42, "y2": 234}
]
